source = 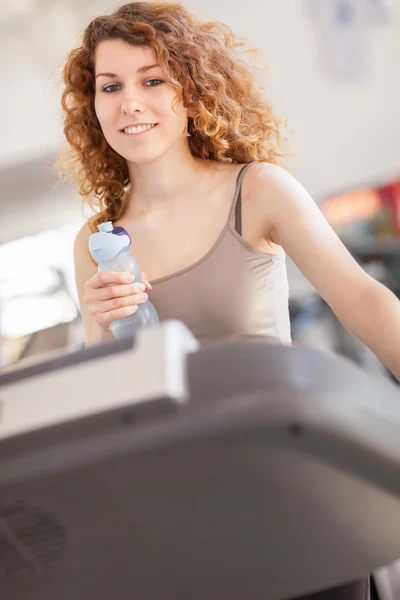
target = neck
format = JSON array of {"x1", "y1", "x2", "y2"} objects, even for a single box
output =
[{"x1": 124, "y1": 146, "x2": 212, "y2": 216}]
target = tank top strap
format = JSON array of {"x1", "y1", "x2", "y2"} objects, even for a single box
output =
[{"x1": 227, "y1": 162, "x2": 256, "y2": 235}]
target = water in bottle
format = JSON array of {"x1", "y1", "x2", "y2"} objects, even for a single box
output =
[{"x1": 88, "y1": 221, "x2": 159, "y2": 339}]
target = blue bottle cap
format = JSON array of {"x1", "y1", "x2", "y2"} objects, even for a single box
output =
[{"x1": 88, "y1": 223, "x2": 131, "y2": 263}]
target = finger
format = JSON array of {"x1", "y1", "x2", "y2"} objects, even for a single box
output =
[
  {"x1": 84, "y1": 282, "x2": 145, "y2": 304},
  {"x1": 89, "y1": 271, "x2": 135, "y2": 290},
  {"x1": 91, "y1": 292, "x2": 148, "y2": 315},
  {"x1": 99, "y1": 282, "x2": 146, "y2": 301},
  {"x1": 96, "y1": 305, "x2": 139, "y2": 330},
  {"x1": 140, "y1": 271, "x2": 152, "y2": 290}
]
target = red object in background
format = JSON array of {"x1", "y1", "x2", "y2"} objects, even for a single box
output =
[
  {"x1": 322, "y1": 188, "x2": 382, "y2": 229},
  {"x1": 322, "y1": 178, "x2": 400, "y2": 239},
  {"x1": 379, "y1": 180, "x2": 400, "y2": 238}
]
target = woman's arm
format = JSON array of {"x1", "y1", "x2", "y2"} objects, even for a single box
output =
[
  {"x1": 73, "y1": 223, "x2": 114, "y2": 347},
  {"x1": 338, "y1": 282, "x2": 400, "y2": 380},
  {"x1": 248, "y1": 163, "x2": 400, "y2": 381}
]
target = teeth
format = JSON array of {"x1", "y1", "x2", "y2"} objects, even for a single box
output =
[{"x1": 123, "y1": 124, "x2": 156, "y2": 135}]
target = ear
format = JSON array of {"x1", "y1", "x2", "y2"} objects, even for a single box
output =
[{"x1": 186, "y1": 103, "x2": 198, "y2": 119}]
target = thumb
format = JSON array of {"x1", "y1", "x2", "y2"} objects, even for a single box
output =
[{"x1": 140, "y1": 271, "x2": 152, "y2": 290}]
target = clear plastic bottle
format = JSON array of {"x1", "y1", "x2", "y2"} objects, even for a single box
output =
[{"x1": 88, "y1": 221, "x2": 159, "y2": 339}]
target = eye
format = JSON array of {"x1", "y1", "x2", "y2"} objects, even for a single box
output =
[
  {"x1": 144, "y1": 79, "x2": 164, "y2": 87},
  {"x1": 102, "y1": 84, "x2": 120, "y2": 93}
]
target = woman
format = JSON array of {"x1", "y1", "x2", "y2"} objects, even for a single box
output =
[{"x1": 58, "y1": 3, "x2": 399, "y2": 597}]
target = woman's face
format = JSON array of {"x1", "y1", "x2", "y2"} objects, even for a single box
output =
[{"x1": 94, "y1": 39, "x2": 189, "y2": 165}]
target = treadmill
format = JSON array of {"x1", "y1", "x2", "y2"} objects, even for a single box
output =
[{"x1": 0, "y1": 320, "x2": 400, "y2": 600}]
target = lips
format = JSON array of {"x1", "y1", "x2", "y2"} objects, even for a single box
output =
[{"x1": 121, "y1": 123, "x2": 158, "y2": 135}]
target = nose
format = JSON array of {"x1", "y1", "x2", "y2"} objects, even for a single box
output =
[{"x1": 120, "y1": 89, "x2": 146, "y2": 115}]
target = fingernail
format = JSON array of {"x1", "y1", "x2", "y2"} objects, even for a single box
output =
[
  {"x1": 126, "y1": 274, "x2": 135, "y2": 282},
  {"x1": 128, "y1": 305, "x2": 137, "y2": 313},
  {"x1": 146, "y1": 281, "x2": 152, "y2": 290}
]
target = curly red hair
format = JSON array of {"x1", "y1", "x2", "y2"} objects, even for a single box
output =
[{"x1": 57, "y1": 1, "x2": 287, "y2": 231}]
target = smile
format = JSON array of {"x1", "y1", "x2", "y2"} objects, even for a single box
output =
[{"x1": 120, "y1": 123, "x2": 158, "y2": 136}]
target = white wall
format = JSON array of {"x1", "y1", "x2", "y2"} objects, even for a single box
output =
[
  {"x1": 188, "y1": 0, "x2": 400, "y2": 198},
  {"x1": 0, "y1": 0, "x2": 108, "y2": 170},
  {"x1": 0, "y1": 0, "x2": 399, "y2": 210}
]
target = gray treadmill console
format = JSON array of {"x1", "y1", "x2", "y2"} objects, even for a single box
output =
[{"x1": 0, "y1": 321, "x2": 400, "y2": 600}]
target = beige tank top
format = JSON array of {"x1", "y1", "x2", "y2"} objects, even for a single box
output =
[{"x1": 148, "y1": 163, "x2": 292, "y2": 346}]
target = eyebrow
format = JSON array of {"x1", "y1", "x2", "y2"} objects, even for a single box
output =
[{"x1": 95, "y1": 64, "x2": 160, "y2": 79}]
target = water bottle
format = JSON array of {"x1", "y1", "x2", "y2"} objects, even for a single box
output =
[{"x1": 88, "y1": 221, "x2": 159, "y2": 339}]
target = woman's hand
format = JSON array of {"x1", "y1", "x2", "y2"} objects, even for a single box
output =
[{"x1": 83, "y1": 271, "x2": 152, "y2": 331}]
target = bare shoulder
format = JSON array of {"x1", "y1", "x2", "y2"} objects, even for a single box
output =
[
  {"x1": 74, "y1": 221, "x2": 92, "y2": 253},
  {"x1": 238, "y1": 162, "x2": 302, "y2": 252},
  {"x1": 244, "y1": 162, "x2": 306, "y2": 204},
  {"x1": 73, "y1": 221, "x2": 97, "y2": 289},
  {"x1": 243, "y1": 162, "x2": 318, "y2": 238}
]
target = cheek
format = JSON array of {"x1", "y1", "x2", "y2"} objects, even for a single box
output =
[
  {"x1": 94, "y1": 97, "x2": 104, "y2": 126},
  {"x1": 94, "y1": 96, "x2": 113, "y2": 128},
  {"x1": 167, "y1": 102, "x2": 188, "y2": 132}
]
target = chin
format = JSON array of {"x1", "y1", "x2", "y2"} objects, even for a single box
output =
[
  {"x1": 123, "y1": 149, "x2": 165, "y2": 165},
  {"x1": 117, "y1": 140, "x2": 177, "y2": 165}
]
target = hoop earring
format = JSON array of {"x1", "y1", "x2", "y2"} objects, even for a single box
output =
[{"x1": 181, "y1": 118, "x2": 191, "y2": 138}]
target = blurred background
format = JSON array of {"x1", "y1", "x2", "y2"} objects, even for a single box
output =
[{"x1": 0, "y1": 0, "x2": 399, "y2": 383}]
